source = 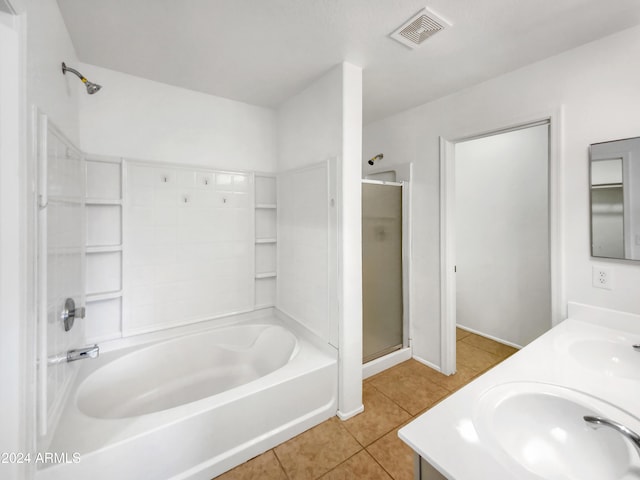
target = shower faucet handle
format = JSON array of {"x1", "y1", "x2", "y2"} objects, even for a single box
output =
[{"x1": 61, "y1": 297, "x2": 86, "y2": 332}]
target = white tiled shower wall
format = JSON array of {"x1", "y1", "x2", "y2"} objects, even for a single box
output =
[
  {"x1": 125, "y1": 163, "x2": 254, "y2": 335},
  {"x1": 277, "y1": 163, "x2": 330, "y2": 341},
  {"x1": 41, "y1": 128, "x2": 85, "y2": 438},
  {"x1": 84, "y1": 160, "x2": 274, "y2": 341}
]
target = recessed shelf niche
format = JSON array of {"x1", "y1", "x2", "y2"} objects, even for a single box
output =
[
  {"x1": 84, "y1": 156, "x2": 123, "y2": 343},
  {"x1": 255, "y1": 174, "x2": 277, "y2": 307}
]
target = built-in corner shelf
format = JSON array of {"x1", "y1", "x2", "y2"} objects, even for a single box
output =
[
  {"x1": 84, "y1": 157, "x2": 124, "y2": 343},
  {"x1": 86, "y1": 245, "x2": 122, "y2": 254},
  {"x1": 254, "y1": 303, "x2": 275, "y2": 310},
  {"x1": 86, "y1": 198, "x2": 123, "y2": 206},
  {"x1": 255, "y1": 272, "x2": 277, "y2": 279},
  {"x1": 87, "y1": 290, "x2": 123, "y2": 302},
  {"x1": 255, "y1": 174, "x2": 277, "y2": 309},
  {"x1": 255, "y1": 238, "x2": 277, "y2": 244}
]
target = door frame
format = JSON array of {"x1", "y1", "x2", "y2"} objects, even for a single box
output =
[
  {"x1": 0, "y1": 7, "x2": 30, "y2": 480},
  {"x1": 439, "y1": 109, "x2": 564, "y2": 375},
  {"x1": 361, "y1": 178, "x2": 411, "y2": 355}
]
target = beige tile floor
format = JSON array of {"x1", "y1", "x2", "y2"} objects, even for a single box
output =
[{"x1": 216, "y1": 328, "x2": 517, "y2": 480}]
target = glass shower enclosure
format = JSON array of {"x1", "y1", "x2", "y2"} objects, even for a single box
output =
[{"x1": 362, "y1": 181, "x2": 403, "y2": 363}]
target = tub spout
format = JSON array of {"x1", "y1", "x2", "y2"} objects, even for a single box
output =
[{"x1": 67, "y1": 344, "x2": 99, "y2": 362}]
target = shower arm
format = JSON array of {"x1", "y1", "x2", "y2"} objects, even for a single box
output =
[
  {"x1": 61, "y1": 62, "x2": 102, "y2": 94},
  {"x1": 62, "y1": 63, "x2": 88, "y2": 83}
]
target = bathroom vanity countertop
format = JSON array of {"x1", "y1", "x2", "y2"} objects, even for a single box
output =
[{"x1": 398, "y1": 303, "x2": 640, "y2": 479}]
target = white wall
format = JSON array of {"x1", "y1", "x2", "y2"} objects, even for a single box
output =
[
  {"x1": 276, "y1": 63, "x2": 363, "y2": 418},
  {"x1": 26, "y1": 0, "x2": 81, "y2": 143},
  {"x1": 363, "y1": 25, "x2": 640, "y2": 368},
  {"x1": 455, "y1": 125, "x2": 551, "y2": 347},
  {"x1": 0, "y1": 12, "x2": 25, "y2": 480},
  {"x1": 277, "y1": 66, "x2": 342, "y2": 171},
  {"x1": 78, "y1": 64, "x2": 277, "y2": 172}
]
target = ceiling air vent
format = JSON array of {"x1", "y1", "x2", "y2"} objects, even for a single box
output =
[{"x1": 390, "y1": 7, "x2": 451, "y2": 49}]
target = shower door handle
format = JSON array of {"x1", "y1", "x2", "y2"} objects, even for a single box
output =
[{"x1": 61, "y1": 297, "x2": 86, "y2": 332}]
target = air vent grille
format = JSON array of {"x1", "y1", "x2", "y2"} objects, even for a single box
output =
[
  {"x1": 400, "y1": 15, "x2": 443, "y2": 44},
  {"x1": 390, "y1": 7, "x2": 451, "y2": 49}
]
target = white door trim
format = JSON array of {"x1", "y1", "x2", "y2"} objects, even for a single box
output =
[
  {"x1": 439, "y1": 137, "x2": 456, "y2": 375},
  {"x1": 0, "y1": 9, "x2": 29, "y2": 480},
  {"x1": 439, "y1": 108, "x2": 565, "y2": 375}
]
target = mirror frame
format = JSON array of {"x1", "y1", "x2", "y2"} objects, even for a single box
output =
[{"x1": 589, "y1": 136, "x2": 639, "y2": 262}]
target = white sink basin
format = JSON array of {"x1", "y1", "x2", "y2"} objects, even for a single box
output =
[
  {"x1": 569, "y1": 340, "x2": 640, "y2": 379},
  {"x1": 474, "y1": 382, "x2": 640, "y2": 480}
]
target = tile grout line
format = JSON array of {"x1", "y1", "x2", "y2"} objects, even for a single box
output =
[
  {"x1": 272, "y1": 447, "x2": 292, "y2": 480},
  {"x1": 313, "y1": 447, "x2": 365, "y2": 479},
  {"x1": 318, "y1": 418, "x2": 367, "y2": 478},
  {"x1": 364, "y1": 444, "x2": 401, "y2": 480},
  {"x1": 366, "y1": 382, "x2": 415, "y2": 418}
]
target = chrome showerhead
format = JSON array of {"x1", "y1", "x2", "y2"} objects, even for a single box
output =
[
  {"x1": 368, "y1": 153, "x2": 384, "y2": 166},
  {"x1": 62, "y1": 62, "x2": 102, "y2": 95},
  {"x1": 85, "y1": 81, "x2": 102, "y2": 95}
]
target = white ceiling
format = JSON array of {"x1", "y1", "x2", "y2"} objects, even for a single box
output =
[{"x1": 56, "y1": 0, "x2": 640, "y2": 123}]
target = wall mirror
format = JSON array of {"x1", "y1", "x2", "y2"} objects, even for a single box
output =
[{"x1": 590, "y1": 136, "x2": 640, "y2": 261}]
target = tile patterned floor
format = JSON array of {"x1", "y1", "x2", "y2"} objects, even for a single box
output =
[{"x1": 216, "y1": 329, "x2": 517, "y2": 480}]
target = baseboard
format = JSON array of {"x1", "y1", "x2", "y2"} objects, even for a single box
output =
[
  {"x1": 412, "y1": 354, "x2": 442, "y2": 372},
  {"x1": 456, "y1": 324, "x2": 522, "y2": 349},
  {"x1": 336, "y1": 404, "x2": 364, "y2": 421}
]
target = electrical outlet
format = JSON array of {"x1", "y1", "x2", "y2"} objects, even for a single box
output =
[{"x1": 592, "y1": 266, "x2": 613, "y2": 290}]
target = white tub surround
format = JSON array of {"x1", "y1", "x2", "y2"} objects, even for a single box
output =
[
  {"x1": 124, "y1": 162, "x2": 255, "y2": 336},
  {"x1": 399, "y1": 303, "x2": 640, "y2": 479},
  {"x1": 36, "y1": 312, "x2": 337, "y2": 480}
]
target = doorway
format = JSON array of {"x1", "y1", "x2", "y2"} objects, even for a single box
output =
[{"x1": 440, "y1": 118, "x2": 562, "y2": 375}]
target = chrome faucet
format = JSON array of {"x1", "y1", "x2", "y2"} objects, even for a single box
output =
[
  {"x1": 584, "y1": 415, "x2": 640, "y2": 455},
  {"x1": 66, "y1": 344, "x2": 99, "y2": 363}
]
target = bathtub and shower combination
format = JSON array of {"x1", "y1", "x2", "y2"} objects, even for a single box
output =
[{"x1": 37, "y1": 310, "x2": 337, "y2": 480}]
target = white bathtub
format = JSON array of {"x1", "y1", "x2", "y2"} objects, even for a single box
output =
[{"x1": 37, "y1": 311, "x2": 338, "y2": 480}]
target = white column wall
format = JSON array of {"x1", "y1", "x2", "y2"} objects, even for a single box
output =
[
  {"x1": 277, "y1": 63, "x2": 363, "y2": 418},
  {"x1": 338, "y1": 63, "x2": 363, "y2": 418}
]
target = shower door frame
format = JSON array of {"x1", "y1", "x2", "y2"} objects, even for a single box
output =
[
  {"x1": 361, "y1": 179, "x2": 411, "y2": 359},
  {"x1": 439, "y1": 109, "x2": 564, "y2": 375}
]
